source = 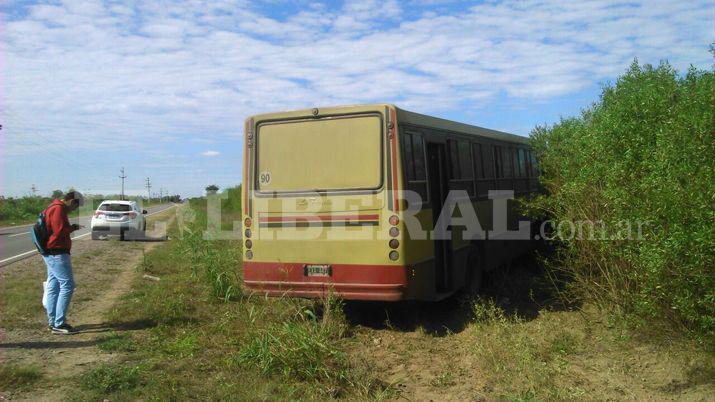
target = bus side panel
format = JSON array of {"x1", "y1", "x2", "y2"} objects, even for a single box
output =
[{"x1": 399, "y1": 208, "x2": 435, "y2": 300}]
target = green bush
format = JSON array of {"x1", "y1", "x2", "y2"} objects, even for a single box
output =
[
  {"x1": 0, "y1": 196, "x2": 51, "y2": 223},
  {"x1": 529, "y1": 61, "x2": 714, "y2": 338}
]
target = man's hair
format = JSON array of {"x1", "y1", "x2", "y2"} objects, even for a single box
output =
[{"x1": 63, "y1": 191, "x2": 85, "y2": 206}]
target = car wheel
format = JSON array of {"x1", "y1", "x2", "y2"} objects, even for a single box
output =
[
  {"x1": 91, "y1": 231, "x2": 100, "y2": 240},
  {"x1": 142, "y1": 220, "x2": 146, "y2": 231}
]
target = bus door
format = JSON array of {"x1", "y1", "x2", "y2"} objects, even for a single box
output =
[{"x1": 426, "y1": 142, "x2": 453, "y2": 293}]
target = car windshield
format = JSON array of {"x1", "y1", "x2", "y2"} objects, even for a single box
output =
[{"x1": 99, "y1": 203, "x2": 132, "y2": 212}]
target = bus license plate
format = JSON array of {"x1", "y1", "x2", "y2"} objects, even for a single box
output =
[{"x1": 304, "y1": 264, "x2": 331, "y2": 277}]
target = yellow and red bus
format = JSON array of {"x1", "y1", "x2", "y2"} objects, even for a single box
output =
[{"x1": 242, "y1": 104, "x2": 539, "y2": 301}]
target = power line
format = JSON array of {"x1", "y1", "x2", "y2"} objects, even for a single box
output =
[
  {"x1": 145, "y1": 177, "x2": 152, "y2": 201},
  {"x1": 119, "y1": 167, "x2": 127, "y2": 200}
]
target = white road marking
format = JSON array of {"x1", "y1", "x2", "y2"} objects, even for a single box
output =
[
  {"x1": 0, "y1": 222, "x2": 35, "y2": 231},
  {"x1": 8, "y1": 232, "x2": 30, "y2": 238},
  {"x1": 0, "y1": 205, "x2": 176, "y2": 266},
  {"x1": 0, "y1": 232, "x2": 93, "y2": 265},
  {"x1": 0, "y1": 249, "x2": 38, "y2": 264}
]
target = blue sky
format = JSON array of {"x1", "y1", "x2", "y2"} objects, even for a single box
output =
[{"x1": 2, "y1": 0, "x2": 713, "y2": 197}]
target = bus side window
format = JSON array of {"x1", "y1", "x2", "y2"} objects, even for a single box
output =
[
  {"x1": 473, "y1": 143, "x2": 484, "y2": 178},
  {"x1": 413, "y1": 134, "x2": 426, "y2": 180},
  {"x1": 493, "y1": 145, "x2": 503, "y2": 178},
  {"x1": 404, "y1": 133, "x2": 414, "y2": 178},
  {"x1": 402, "y1": 132, "x2": 428, "y2": 202},
  {"x1": 517, "y1": 149, "x2": 527, "y2": 178},
  {"x1": 458, "y1": 141, "x2": 473, "y2": 182},
  {"x1": 502, "y1": 147, "x2": 513, "y2": 178},
  {"x1": 481, "y1": 144, "x2": 494, "y2": 178},
  {"x1": 474, "y1": 142, "x2": 494, "y2": 198},
  {"x1": 447, "y1": 139, "x2": 475, "y2": 196}
]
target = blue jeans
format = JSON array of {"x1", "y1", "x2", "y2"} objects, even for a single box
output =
[{"x1": 42, "y1": 254, "x2": 75, "y2": 327}]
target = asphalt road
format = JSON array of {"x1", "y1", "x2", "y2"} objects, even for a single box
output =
[{"x1": 0, "y1": 203, "x2": 176, "y2": 266}]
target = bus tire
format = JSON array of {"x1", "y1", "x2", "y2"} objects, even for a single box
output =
[{"x1": 465, "y1": 246, "x2": 484, "y2": 294}]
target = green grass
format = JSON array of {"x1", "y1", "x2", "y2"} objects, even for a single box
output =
[
  {"x1": 80, "y1": 364, "x2": 143, "y2": 393},
  {"x1": 469, "y1": 297, "x2": 588, "y2": 400},
  {"x1": 97, "y1": 333, "x2": 137, "y2": 353},
  {"x1": 0, "y1": 365, "x2": 43, "y2": 391},
  {"x1": 69, "y1": 201, "x2": 388, "y2": 401},
  {"x1": 0, "y1": 265, "x2": 47, "y2": 330},
  {"x1": 238, "y1": 319, "x2": 349, "y2": 384}
]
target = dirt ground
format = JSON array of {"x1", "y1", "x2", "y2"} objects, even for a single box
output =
[{"x1": 0, "y1": 210, "x2": 176, "y2": 401}]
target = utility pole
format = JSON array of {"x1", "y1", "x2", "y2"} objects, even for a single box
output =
[
  {"x1": 119, "y1": 167, "x2": 127, "y2": 200},
  {"x1": 30, "y1": 184, "x2": 37, "y2": 196},
  {"x1": 145, "y1": 177, "x2": 152, "y2": 202}
]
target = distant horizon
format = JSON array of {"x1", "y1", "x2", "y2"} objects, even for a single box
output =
[{"x1": 3, "y1": 0, "x2": 713, "y2": 197}]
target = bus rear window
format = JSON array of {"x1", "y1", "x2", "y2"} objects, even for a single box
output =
[{"x1": 256, "y1": 115, "x2": 382, "y2": 192}]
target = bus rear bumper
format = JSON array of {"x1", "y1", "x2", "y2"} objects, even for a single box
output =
[{"x1": 243, "y1": 262, "x2": 407, "y2": 301}]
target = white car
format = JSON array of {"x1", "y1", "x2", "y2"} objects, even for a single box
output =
[{"x1": 91, "y1": 200, "x2": 147, "y2": 240}]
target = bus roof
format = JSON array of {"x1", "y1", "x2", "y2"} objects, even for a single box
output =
[
  {"x1": 247, "y1": 103, "x2": 530, "y2": 146},
  {"x1": 395, "y1": 106, "x2": 529, "y2": 145}
]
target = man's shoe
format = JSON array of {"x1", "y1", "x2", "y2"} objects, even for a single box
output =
[{"x1": 51, "y1": 323, "x2": 78, "y2": 335}]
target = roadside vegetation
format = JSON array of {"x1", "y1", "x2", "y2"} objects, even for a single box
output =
[
  {"x1": 0, "y1": 195, "x2": 53, "y2": 226},
  {"x1": 0, "y1": 190, "x2": 180, "y2": 227},
  {"x1": 0, "y1": 365, "x2": 43, "y2": 392},
  {"x1": 69, "y1": 188, "x2": 389, "y2": 400},
  {"x1": 528, "y1": 60, "x2": 714, "y2": 342}
]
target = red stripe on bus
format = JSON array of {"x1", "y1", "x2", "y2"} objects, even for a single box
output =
[
  {"x1": 259, "y1": 214, "x2": 379, "y2": 223},
  {"x1": 389, "y1": 108, "x2": 399, "y2": 212},
  {"x1": 244, "y1": 261, "x2": 407, "y2": 301}
]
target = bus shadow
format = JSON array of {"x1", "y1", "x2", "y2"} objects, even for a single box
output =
[{"x1": 343, "y1": 254, "x2": 574, "y2": 337}]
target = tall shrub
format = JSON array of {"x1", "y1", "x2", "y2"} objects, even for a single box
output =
[{"x1": 529, "y1": 61, "x2": 714, "y2": 337}]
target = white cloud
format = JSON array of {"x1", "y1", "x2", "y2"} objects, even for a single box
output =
[
  {"x1": 1, "y1": 0, "x2": 712, "y2": 194},
  {"x1": 201, "y1": 150, "x2": 221, "y2": 157}
]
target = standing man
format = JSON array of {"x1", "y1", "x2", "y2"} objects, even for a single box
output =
[{"x1": 43, "y1": 191, "x2": 84, "y2": 334}]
